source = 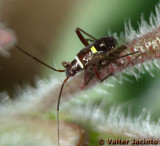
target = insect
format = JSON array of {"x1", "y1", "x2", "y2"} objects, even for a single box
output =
[{"x1": 15, "y1": 27, "x2": 138, "y2": 146}]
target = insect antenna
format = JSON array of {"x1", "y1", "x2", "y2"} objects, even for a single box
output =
[
  {"x1": 57, "y1": 76, "x2": 70, "y2": 146},
  {"x1": 15, "y1": 45, "x2": 65, "y2": 72}
]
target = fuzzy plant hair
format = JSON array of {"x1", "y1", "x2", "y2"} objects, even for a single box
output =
[{"x1": 1, "y1": 3, "x2": 160, "y2": 146}]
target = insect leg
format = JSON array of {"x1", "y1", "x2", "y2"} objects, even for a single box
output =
[
  {"x1": 57, "y1": 76, "x2": 70, "y2": 146},
  {"x1": 75, "y1": 27, "x2": 97, "y2": 46},
  {"x1": 100, "y1": 52, "x2": 139, "y2": 82},
  {"x1": 84, "y1": 69, "x2": 88, "y2": 85},
  {"x1": 115, "y1": 51, "x2": 139, "y2": 59},
  {"x1": 100, "y1": 73, "x2": 113, "y2": 82},
  {"x1": 86, "y1": 39, "x2": 95, "y2": 42},
  {"x1": 93, "y1": 65, "x2": 101, "y2": 81},
  {"x1": 107, "y1": 51, "x2": 139, "y2": 60},
  {"x1": 16, "y1": 45, "x2": 65, "y2": 72},
  {"x1": 83, "y1": 69, "x2": 95, "y2": 85},
  {"x1": 76, "y1": 27, "x2": 97, "y2": 40}
]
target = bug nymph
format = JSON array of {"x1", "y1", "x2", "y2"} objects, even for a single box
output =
[
  {"x1": 62, "y1": 35, "x2": 117, "y2": 77},
  {"x1": 16, "y1": 27, "x2": 138, "y2": 146}
]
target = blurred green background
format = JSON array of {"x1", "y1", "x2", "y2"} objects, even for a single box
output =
[
  {"x1": 0, "y1": 0, "x2": 158, "y2": 94},
  {"x1": 0, "y1": 0, "x2": 159, "y2": 116},
  {"x1": 0, "y1": 0, "x2": 159, "y2": 114},
  {"x1": 0, "y1": 0, "x2": 160, "y2": 145}
]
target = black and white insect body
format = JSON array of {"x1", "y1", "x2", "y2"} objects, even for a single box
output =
[{"x1": 63, "y1": 35, "x2": 117, "y2": 77}]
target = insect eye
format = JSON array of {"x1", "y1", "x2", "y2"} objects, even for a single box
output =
[
  {"x1": 70, "y1": 70, "x2": 76, "y2": 76},
  {"x1": 62, "y1": 61, "x2": 71, "y2": 68}
]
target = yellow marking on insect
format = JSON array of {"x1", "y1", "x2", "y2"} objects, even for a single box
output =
[{"x1": 91, "y1": 46, "x2": 97, "y2": 53}]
